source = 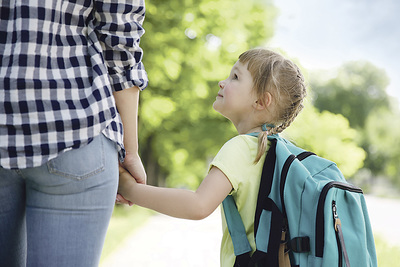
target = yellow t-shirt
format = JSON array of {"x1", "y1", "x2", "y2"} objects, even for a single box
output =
[{"x1": 210, "y1": 135, "x2": 268, "y2": 267}]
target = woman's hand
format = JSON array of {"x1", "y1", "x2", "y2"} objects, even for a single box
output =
[{"x1": 121, "y1": 151, "x2": 147, "y2": 184}]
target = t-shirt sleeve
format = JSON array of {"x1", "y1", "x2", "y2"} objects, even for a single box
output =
[{"x1": 209, "y1": 136, "x2": 255, "y2": 191}]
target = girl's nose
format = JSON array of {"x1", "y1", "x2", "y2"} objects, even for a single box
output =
[{"x1": 218, "y1": 81, "x2": 224, "y2": 89}]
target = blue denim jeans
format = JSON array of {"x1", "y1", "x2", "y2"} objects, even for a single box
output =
[{"x1": 0, "y1": 134, "x2": 119, "y2": 267}]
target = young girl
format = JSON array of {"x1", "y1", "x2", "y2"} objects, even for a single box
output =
[{"x1": 117, "y1": 48, "x2": 307, "y2": 266}]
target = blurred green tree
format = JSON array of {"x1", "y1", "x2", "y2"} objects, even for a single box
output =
[
  {"x1": 311, "y1": 61, "x2": 390, "y2": 129},
  {"x1": 285, "y1": 103, "x2": 366, "y2": 178},
  {"x1": 311, "y1": 61, "x2": 400, "y2": 186},
  {"x1": 138, "y1": 0, "x2": 277, "y2": 187},
  {"x1": 362, "y1": 106, "x2": 400, "y2": 186}
]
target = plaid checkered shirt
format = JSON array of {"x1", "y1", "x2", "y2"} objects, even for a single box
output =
[{"x1": 0, "y1": 0, "x2": 148, "y2": 169}]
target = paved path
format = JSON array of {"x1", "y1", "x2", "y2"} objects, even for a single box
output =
[
  {"x1": 100, "y1": 195, "x2": 400, "y2": 267},
  {"x1": 100, "y1": 209, "x2": 222, "y2": 267}
]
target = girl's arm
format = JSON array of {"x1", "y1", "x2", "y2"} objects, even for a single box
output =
[{"x1": 118, "y1": 166, "x2": 233, "y2": 220}]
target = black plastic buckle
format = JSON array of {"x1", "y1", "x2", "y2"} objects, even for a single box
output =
[{"x1": 289, "y1": 236, "x2": 310, "y2": 253}]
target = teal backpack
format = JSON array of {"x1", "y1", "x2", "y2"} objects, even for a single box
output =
[{"x1": 222, "y1": 135, "x2": 377, "y2": 267}]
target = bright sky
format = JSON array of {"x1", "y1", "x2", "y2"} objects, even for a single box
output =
[{"x1": 269, "y1": 0, "x2": 400, "y2": 104}]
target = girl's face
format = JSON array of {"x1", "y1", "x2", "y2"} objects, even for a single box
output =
[{"x1": 213, "y1": 60, "x2": 257, "y2": 124}]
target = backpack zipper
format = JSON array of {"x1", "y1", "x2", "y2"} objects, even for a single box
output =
[
  {"x1": 332, "y1": 200, "x2": 352, "y2": 267},
  {"x1": 332, "y1": 201, "x2": 343, "y2": 267},
  {"x1": 315, "y1": 181, "x2": 363, "y2": 258}
]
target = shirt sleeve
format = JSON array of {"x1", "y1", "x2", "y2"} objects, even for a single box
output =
[
  {"x1": 210, "y1": 136, "x2": 255, "y2": 191},
  {"x1": 93, "y1": 0, "x2": 148, "y2": 91}
]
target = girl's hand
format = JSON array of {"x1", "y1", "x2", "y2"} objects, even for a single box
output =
[
  {"x1": 116, "y1": 165, "x2": 138, "y2": 206},
  {"x1": 115, "y1": 193, "x2": 133, "y2": 206}
]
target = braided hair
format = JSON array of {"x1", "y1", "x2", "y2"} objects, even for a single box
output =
[{"x1": 238, "y1": 49, "x2": 307, "y2": 163}]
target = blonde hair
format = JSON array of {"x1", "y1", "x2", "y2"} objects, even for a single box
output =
[{"x1": 238, "y1": 48, "x2": 307, "y2": 163}]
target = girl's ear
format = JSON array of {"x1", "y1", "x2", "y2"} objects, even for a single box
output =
[{"x1": 254, "y1": 92, "x2": 273, "y2": 110}]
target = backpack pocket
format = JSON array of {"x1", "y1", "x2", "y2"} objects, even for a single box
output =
[{"x1": 315, "y1": 181, "x2": 371, "y2": 267}]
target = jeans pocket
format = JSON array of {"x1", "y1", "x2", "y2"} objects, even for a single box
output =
[{"x1": 47, "y1": 135, "x2": 105, "y2": 180}]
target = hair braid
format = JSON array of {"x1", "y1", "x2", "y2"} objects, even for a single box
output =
[
  {"x1": 270, "y1": 66, "x2": 307, "y2": 135},
  {"x1": 254, "y1": 131, "x2": 269, "y2": 163}
]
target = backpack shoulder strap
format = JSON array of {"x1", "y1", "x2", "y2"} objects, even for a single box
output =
[
  {"x1": 253, "y1": 138, "x2": 278, "y2": 234},
  {"x1": 222, "y1": 195, "x2": 252, "y2": 256},
  {"x1": 250, "y1": 138, "x2": 286, "y2": 266},
  {"x1": 222, "y1": 138, "x2": 283, "y2": 266}
]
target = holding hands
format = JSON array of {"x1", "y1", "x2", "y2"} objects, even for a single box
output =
[{"x1": 116, "y1": 152, "x2": 145, "y2": 205}]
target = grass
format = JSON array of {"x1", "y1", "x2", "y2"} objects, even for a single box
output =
[
  {"x1": 100, "y1": 205, "x2": 154, "y2": 263},
  {"x1": 375, "y1": 235, "x2": 400, "y2": 267}
]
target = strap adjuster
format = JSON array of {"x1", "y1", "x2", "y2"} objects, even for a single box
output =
[{"x1": 289, "y1": 236, "x2": 310, "y2": 253}]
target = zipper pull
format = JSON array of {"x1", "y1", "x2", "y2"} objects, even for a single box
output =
[
  {"x1": 332, "y1": 201, "x2": 341, "y2": 232},
  {"x1": 332, "y1": 200, "x2": 351, "y2": 266}
]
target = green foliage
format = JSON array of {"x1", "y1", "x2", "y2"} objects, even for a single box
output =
[
  {"x1": 285, "y1": 104, "x2": 365, "y2": 178},
  {"x1": 374, "y1": 235, "x2": 400, "y2": 267},
  {"x1": 311, "y1": 61, "x2": 390, "y2": 129},
  {"x1": 363, "y1": 107, "x2": 400, "y2": 185},
  {"x1": 138, "y1": 0, "x2": 277, "y2": 187},
  {"x1": 311, "y1": 62, "x2": 400, "y2": 185}
]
